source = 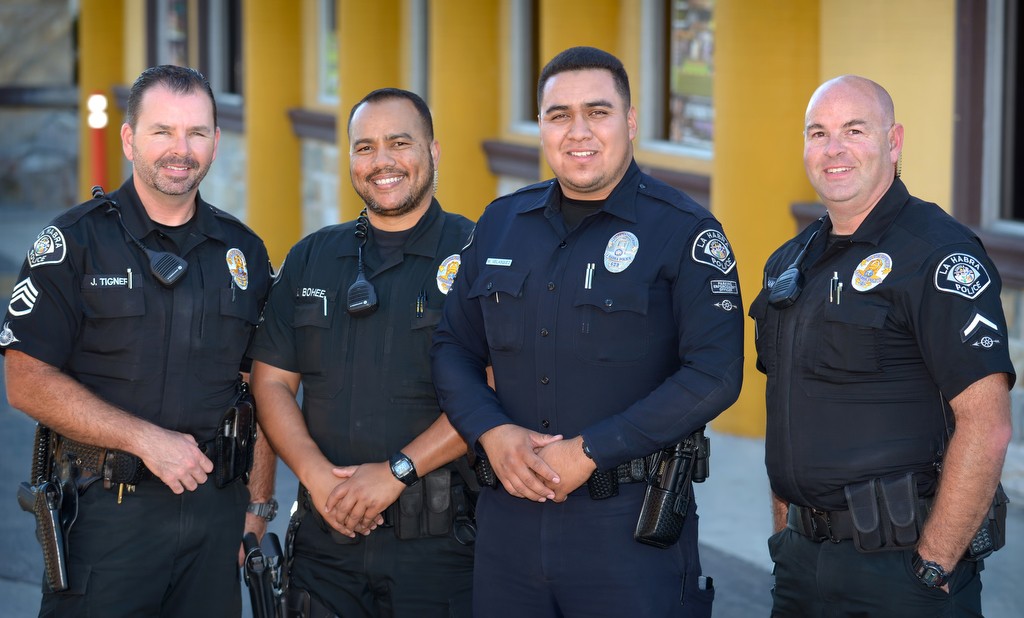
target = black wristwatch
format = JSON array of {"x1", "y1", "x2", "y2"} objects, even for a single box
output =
[
  {"x1": 389, "y1": 452, "x2": 420, "y2": 486},
  {"x1": 912, "y1": 551, "x2": 951, "y2": 588},
  {"x1": 246, "y1": 498, "x2": 278, "y2": 522}
]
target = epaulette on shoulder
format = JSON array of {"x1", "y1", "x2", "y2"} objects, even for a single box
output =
[
  {"x1": 492, "y1": 178, "x2": 556, "y2": 203},
  {"x1": 206, "y1": 204, "x2": 262, "y2": 237},
  {"x1": 636, "y1": 175, "x2": 705, "y2": 214},
  {"x1": 50, "y1": 197, "x2": 113, "y2": 227}
]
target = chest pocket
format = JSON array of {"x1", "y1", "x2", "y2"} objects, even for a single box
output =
[
  {"x1": 572, "y1": 276, "x2": 649, "y2": 364},
  {"x1": 291, "y1": 290, "x2": 339, "y2": 377},
  {"x1": 79, "y1": 285, "x2": 146, "y2": 359},
  {"x1": 467, "y1": 267, "x2": 528, "y2": 354},
  {"x1": 814, "y1": 300, "x2": 889, "y2": 377}
]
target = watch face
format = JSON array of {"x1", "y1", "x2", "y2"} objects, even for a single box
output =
[{"x1": 393, "y1": 458, "x2": 414, "y2": 478}]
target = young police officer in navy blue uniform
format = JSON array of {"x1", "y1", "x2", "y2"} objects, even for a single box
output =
[
  {"x1": 1, "y1": 66, "x2": 274, "y2": 617},
  {"x1": 250, "y1": 89, "x2": 475, "y2": 617},
  {"x1": 431, "y1": 47, "x2": 743, "y2": 618},
  {"x1": 750, "y1": 76, "x2": 1016, "y2": 617}
]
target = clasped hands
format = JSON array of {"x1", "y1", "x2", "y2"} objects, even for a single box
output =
[
  {"x1": 306, "y1": 462, "x2": 402, "y2": 538},
  {"x1": 478, "y1": 424, "x2": 597, "y2": 502}
]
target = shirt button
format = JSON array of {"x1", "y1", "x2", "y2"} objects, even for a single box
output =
[
  {"x1": 547, "y1": 282, "x2": 556, "y2": 291},
  {"x1": 541, "y1": 420, "x2": 550, "y2": 428},
  {"x1": 540, "y1": 328, "x2": 549, "y2": 337},
  {"x1": 486, "y1": 282, "x2": 493, "y2": 290},
  {"x1": 540, "y1": 376, "x2": 549, "y2": 385},
  {"x1": 604, "y1": 299, "x2": 613, "y2": 307},
  {"x1": 639, "y1": 183, "x2": 646, "y2": 189},
  {"x1": 559, "y1": 241, "x2": 567, "y2": 248}
]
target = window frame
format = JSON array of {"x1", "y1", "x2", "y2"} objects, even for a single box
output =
[{"x1": 953, "y1": 0, "x2": 1024, "y2": 285}]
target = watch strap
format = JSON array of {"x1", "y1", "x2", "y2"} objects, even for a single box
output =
[
  {"x1": 246, "y1": 498, "x2": 278, "y2": 522},
  {"x1": 912, "y1": 552, "x2": 951, "y2": 588}
]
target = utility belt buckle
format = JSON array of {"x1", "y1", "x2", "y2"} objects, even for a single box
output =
[{"x1": 809, "y1": 508, "x2": 841, "y2": 543}]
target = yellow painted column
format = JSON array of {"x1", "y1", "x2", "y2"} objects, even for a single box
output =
[
  {"x1": 78, "y1": 0, "x2": 125, "y2": 200},
  {"x1": 711, "y1": 0, "x2": 821, "y2": 437},
  {"x1": 429, "y1": 0, "x2": 500, "y2": 218},
  {"x1": 244, "y1": 2, "x2": 302, "y2": 266},
  {"x1": 336, "y1": 0, "x2": 402, "y2": 222}
]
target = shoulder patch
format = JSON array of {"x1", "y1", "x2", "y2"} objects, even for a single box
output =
[
  {"x1": 28, "y1": 226, "x2": 67, "y2": 268},
  {"x1": 0, "y1": 321, "x2": 19, "y2": 347},
  {"x1": 8, "y1": 277, "x2": 39, "y2": 316},
  {"x1": 692, "y1": 229, "x2": 736, "y2": 274},
  {"x1": 934, "y1": 253, "x2": 990, "y2": 299}
]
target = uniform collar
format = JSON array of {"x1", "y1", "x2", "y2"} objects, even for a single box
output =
[
  {"x1": 837, "y1": 177, "x2": 911, "y2": 246},
  {"x1": 524, "y1": 159, "x2": 642, "y2": 224},
  {"x1": 116, "y1": 176, "x2": 228, "y2": 245},
  {"x1": 335, "y1": 198, "x2": 446, "y2": 259}
]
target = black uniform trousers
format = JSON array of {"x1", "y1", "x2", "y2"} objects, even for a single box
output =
[
  {"x1": 288, "y1": 509, "x2": 474, "y2": 618},
  {"x1": 769, "y1": 527, "x2": 983, "y2": 617},
  {"x1": 39, "y1": 476, "x2": 248, "y2": 618},
  {"x1": 472, "y1": 482, "x2": 714, "y2": 618}
]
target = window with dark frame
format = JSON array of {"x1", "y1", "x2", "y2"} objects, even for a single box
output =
[{"x1": 662, "y1": 0, "x2": 714, "y2": 151}]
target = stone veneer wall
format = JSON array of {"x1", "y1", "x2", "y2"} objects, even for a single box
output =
[
  {"x1": 0, "y1": 0, "x2": 77, "y2": 209},
  {"x1": 300, "y1": 139, "x2": 340, "y2": 237}
]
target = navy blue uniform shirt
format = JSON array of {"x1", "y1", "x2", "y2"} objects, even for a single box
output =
[
  {"x1": 750, "y1": 178, "x2": 1017, "y2": 510},
  {"x1": 1, "y1": 176, "x2": 271, "y2": 440},
  {"x1": 431, "y1": 161, "x2": 744, "y2": 470}
]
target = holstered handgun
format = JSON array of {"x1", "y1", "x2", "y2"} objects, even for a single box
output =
[
  {"x1": 634, "y1": 427, "x2": 711, "y2": 549},
  {"x1": 214, "y1": 379, "x2": 257, "y2": 487},
  {"x1": 243, "y1": 532, "x2": 285, "y2": 618},
  {"x1": 19, "y1": 481, "x2": 69, "y2": 592}
]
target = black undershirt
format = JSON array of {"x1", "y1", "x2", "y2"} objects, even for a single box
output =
[{"x1": 560, "y1": 195, "x2": 605, "y2": 231}]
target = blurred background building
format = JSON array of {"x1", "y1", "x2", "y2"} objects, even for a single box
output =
[{"x1": 1, "y1": 0, "x2": 1021, "y2": 497}]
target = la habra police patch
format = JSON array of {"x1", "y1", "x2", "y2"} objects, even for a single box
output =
[
  {"x1": 692, "y1": 229, "x2": 735, "y2": 274},
  {"x1": 28, "y1": 226, "x2": 67, "y2": 268},
  {"x1": 934, "y1": 253, "x2": 990, "y2": 299}
]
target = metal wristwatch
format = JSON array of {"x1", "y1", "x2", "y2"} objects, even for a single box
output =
[
  {"x1": 389, "y1": 451, "x2": 420, "y2": 486},
  {"x1": 246, "y1": 498, "x2": 278, "y2": 522},
  {"x1": 912, "y1": 552, "x2": 951, "y2": 588}
]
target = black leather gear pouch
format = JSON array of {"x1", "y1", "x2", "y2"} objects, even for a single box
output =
[
  {"x1": 634, "y1": 484, "x2": 687, "y2": 548},
  {"x1": 878, "y1": 472, "x2": 922, "y2": 548},
  {"x1": 845, "y1": 479, "x2": 884, "y2": 551},
  {"x1": 395, "y1": 482, "x2": 424, "y2": 540},
  {"x1": 424, "y1": 469, "x2": 453, "y2": 536},
  {"x1": 213, "y1": 383, "x2": 256, "y2": 488}
]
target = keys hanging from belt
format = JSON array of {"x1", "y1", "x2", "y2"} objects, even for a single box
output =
[{"x1": 116, "y1": 483, "x2": 136, "y2": 504}]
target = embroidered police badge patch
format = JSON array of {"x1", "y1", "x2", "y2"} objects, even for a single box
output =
[
  {"x1": 8, "y1": 277, "x2": 39, "y2": 316},
  {"x1": 226, "y1": 248, "x2": 249, "y2": 290},
  {"x1": 28, "y1": 226, "x2": 67, "y2": 268},
  {"x1": 0, "y1": 321, "x2": 18, "y2": 347},
  {"x1": 691, "y1": 229, "x2": 735, "y2": 274},
  {"x1": 437, "y1": 254, "x2": 461, "y2": 295},
  {"x1": 934, "y1": 253, "x2": 990, "y2": 299}
]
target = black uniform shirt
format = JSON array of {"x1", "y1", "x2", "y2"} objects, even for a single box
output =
[
  {"x1": 431, "y1": 161, "x2": 744, "y2": 471},
  {"x1": 1, "y1": 177, "x2": 272, "y2": 440},
  {"x1": 248, "y1": 200, "x2": 474, "y2": 464},
  {"x1": 750, "y1": 178, "x2": 1017, "y2": 510}
]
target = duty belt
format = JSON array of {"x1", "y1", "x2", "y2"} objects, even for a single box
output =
[
  {"x1": 787, "y1": 504, "x2": 857, "y2": 543},
  {"x1": 56, "y1": 436, "x2": 150, "y2": 486}
]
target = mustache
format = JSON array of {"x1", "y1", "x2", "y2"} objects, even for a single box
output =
[
  {"x1": 365, "y1": 166, "x2": 404, "y2": 182},
  {"x1": 158, "y1": 156, "x2": 199, "y2": 169}
]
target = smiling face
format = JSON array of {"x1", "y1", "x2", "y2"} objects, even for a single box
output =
[
  {"x1": 803, "y1": 76, "x2": 903, "y2": 231},
  {"x1": 348, "y1": 97, "x2": 438, "y2": 228},
  {"x1": 121, "y1": 85, "x2": 219, "y2": 203},
  {"x1": 538, "y1": 69, "x2": 637, "y2": 201}
]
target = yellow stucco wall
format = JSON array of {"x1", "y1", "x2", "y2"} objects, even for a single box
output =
[
  {"x1": 818, "y1": 0, "x2": 956, "y2": 211},
  {"x1": 429, "y1": 0, "x2": 501, "y2": 221},
  {"x1": 244, "y1": 3, "x2": 302, "y2": 266},
  {"x1": 710, "y1": 0, "x2": 821, "y2": 437}
]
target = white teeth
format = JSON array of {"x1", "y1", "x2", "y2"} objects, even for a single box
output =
[
  {"x1": 569, "y1": 151, "x2": 596, "y2": 157},
  {"x1": 374, "y1": 177, "x2": 402, "y2": 186},
  {"x1": 826, "y1": 167, "x2": 851, "y2": 174}
]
